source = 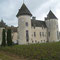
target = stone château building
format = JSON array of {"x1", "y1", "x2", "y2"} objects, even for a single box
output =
[
  {"x1": 0, "y1": 20, "x2": 7, "y2": 45},
  {"x1": 0, "y1": 20, "x2": 18, "y2": 45},
  {"x1": 16, "y1": 3, "x2": 59, "y2": 44}
]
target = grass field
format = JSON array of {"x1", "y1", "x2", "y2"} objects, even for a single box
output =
[{"x1": 0, "y1": 42, "x2": 60, "y2": 60}]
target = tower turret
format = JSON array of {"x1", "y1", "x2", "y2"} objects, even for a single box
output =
[
  {"x1": 16, "y1": 3, "x2": 32, "y2": 44},
  {"x1": 45, "y1": 10, "x2": 59, "y2": 42},
  {"x1": 16, "y1": 3, "x2": 32, "y2": 17}
]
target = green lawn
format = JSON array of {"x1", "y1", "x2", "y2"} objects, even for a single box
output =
[
  {"x1": 0, "y1": 52, "x2": 17, "y2": 60},
  {"x1": 0, "y1": 54, "x2": 14, "y2": 60},
  {"x1": 0, "y1": 42, "x2": 60, "y2": 60}
]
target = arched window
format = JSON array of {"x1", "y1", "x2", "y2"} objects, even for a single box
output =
[{"x1": 26, "y1": 30, "x2": 29, "y2": 42}]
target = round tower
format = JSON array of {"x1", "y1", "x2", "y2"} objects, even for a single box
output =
[
  {"x1": 16, "y1": 3, "x2": 32, "y2": 44},
  {"x1": 45, "y1": 10, "x2": 59, "y2": 42}
]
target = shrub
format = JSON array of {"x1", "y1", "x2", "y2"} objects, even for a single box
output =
[
  {"x1": 7, "y1": 29, "x2": 12, "y2": 46},
  {"x1": 1, "y1": 29, "x2": 6, "y2": 47}
]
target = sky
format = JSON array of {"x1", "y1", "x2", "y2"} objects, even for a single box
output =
[{"x1": 0, "y1": 0, "x2": 60, "y2": 31}]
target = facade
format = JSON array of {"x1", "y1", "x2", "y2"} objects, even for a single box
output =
[
  {"x1": 45, "y1": 11, "x2": 59, "y2": 42},
  {"x1": 16, "y1": 3, "x2": 59, "y2": 44},
  {"x1": 6, "y1": 26, "x2": 18, "y2": 44},
  {"x1": 0, "y1": 28, "x2": 5, "y2": 45},
  {"x1": 59, "y1": 32, "x2": 60, "y2": 41},
  {"x1": 11, "y1": 27, "x2": 18, "y2": 43},
  {"x1": 0, "y1": 20, "x2": 18, "y2": 45},
  {"x1": 0, "y1": 20, "x2": 7, "y2": 45}
]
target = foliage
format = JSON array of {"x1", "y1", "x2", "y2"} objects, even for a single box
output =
[
  {"x1": 0, "y1": 42, "x2": 60, "y2": 60},
  {"x1": 1, "y1": 29, "x2": 6, "y2": 47},
  {"x1": 7, "y1": 29, "x2": 12, "y2": 46}
]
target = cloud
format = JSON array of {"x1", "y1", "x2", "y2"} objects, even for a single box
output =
[
  {"x1": 33, "y1": 0, "x2": 59, "y2": 19},
  {"x1": 56, "y1": 9, "x2": 60, "y2": 30},
  {"x1": 31, "y1": 0, "x2": 60, "y2": 30},
  {"x1": 0, "y1": 0, "x2": 22, "y2": 26},
  {"x1": 0, "y1": 0, "x2": 60, "y2": 30}
]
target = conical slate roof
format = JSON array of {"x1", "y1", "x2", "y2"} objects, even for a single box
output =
[
  {"x1": 16, "y1": 3, "x2": 32, "y2": 17},
  {"x1": 47, "y1": 10, "x2": 58, "y2": 19}
]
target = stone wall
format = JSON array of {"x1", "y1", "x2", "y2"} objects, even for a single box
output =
[
  {"x1": 31, "y1": 27, "x2": 47, "y2": 43},
  {"x1": 45, "y1": 19, "x2": 59, "y2": 42},
  {"x1": 12, "y1": 32, "x2": 18, "y2": 43},
  {"x1": 18, "y1": 15, "x2": 31, "y2": 44},
  {"x1": 0, "y1": 28, "x2": 5, "y2": 45}
]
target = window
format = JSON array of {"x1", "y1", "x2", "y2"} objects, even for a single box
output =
[
  {"x1": 32, "y1": 41, "x2": 34, "y2": 43},
  {"x1": 26, "y1": 30, "x2": 29, "y2": 42},
  {"x1": 40, "y1": 32, "x2": 41, "y2": 37},
  {"x1": 35, "y1": 40, "x2": 37, "y2": 43},
  {"x1": 34, "y1": 24, "x2": 35, "y2": 29},
  {"x1": 57, "y1": 31, "x2": 59, "y2": 39},
  {"x1": 41, "y1": 40, "x2": 42, "y2": 43},
  {"x1": 26, "y1": 22, "x2": 28, "y2": 26},
  {"x1": 42, "y1": 26, "x2": 43, "y2": 29},
  {"x1": 44, "y1": 40, "x2": 45, "y2": 42},
  {"x1": 38, "y1": 41, "x2": 39, "y2": 43},
  {"x1": 31, "y1": 39, "x2": 33, "y2": 43},
  {"x1": 42, "y1": 32, "x2": 44, "y2": 37},
  {"x1": 34, "y1": 32, "x2": 36, "y2": 37},
  {"x1": 48, "y1": 32, "x2": 50, "y2": 37}
]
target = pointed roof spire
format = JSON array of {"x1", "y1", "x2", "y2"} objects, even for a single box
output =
[
  {"x1": 16, "y1": 3, "x2": 32, "y2": 17},
  {"x1": 47, "y1": 10, "x2": 58, "y2": 19},
  {"x1": 23, "y1": 0, "x2": 24, "y2": 4}
]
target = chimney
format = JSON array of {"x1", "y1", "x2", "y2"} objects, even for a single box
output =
[{"x1": 32, "y1": 17, "x2": 36, "y2": 20}]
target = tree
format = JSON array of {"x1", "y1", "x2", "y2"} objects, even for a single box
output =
[
  {"x1": 1, "y1": 29, "x2": 6, "y2": 47},
  {"x1": 7, "y1": 29, "x2": 12, "y2": 46}
]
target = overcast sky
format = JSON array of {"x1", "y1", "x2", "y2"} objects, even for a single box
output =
[{"x1": 0, "y1": 0, "x2": 60, "y2": 31}]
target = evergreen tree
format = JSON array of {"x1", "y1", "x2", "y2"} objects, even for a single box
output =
[
  {"x1": 1, "y1": 29, "x2": 6, "y2": 47},
  {"x1": 7, "y1": 29, "x2": 12, "y2": 46}
]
